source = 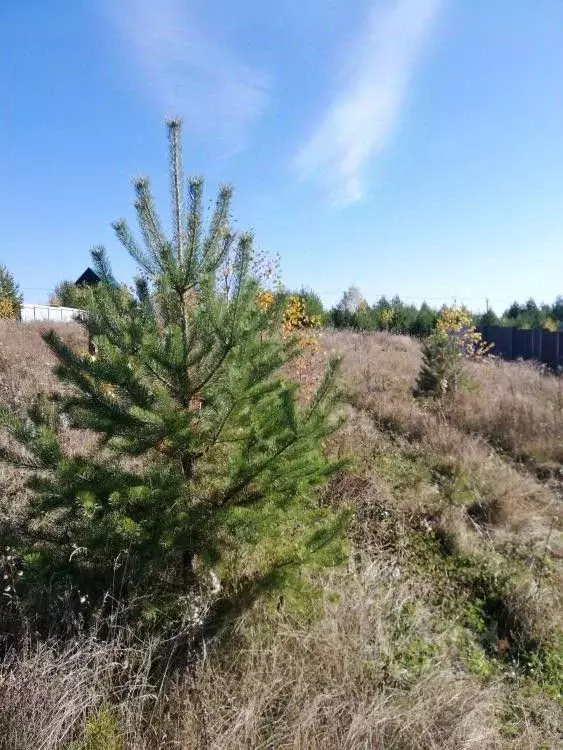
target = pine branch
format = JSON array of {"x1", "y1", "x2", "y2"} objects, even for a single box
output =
[
  {"x1": 191, "y1": 341, "x2": 235, "y2": 398},
  {"x1": 305, "y1": 355, "x2": 342, "y2": 421},
  {"x1": 167, "y1": 118, "x2": 185, "y2": 265},
  {"x1": 91, "y1": 247, "x2": 118, "y2": 286},
  {"x1": 113, "y1": 215, "x2": 157, "y2": 278},
  {"x1": 185, "y1": 177, "x2": 203, "y2": 279},
  {"x1": 133, "y1": 177, "x2": 175, "y2": 275},
  {"x1": 202, "y1": 185, "x2": 232, "y2": 267},
  {"x1": 0, "y1": 444, "x2": 43, "y2": 470},
  {"x1": 217, "y1": 427, "x2": 316, "y2": 507}
]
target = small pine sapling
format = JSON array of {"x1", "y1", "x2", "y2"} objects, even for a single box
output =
[
  {"x1": 0, "y1": 121, "x2": 347, "y2": 627},
  {"x1": 415, "y1": 306, "x2": 492, "y2": 397}
]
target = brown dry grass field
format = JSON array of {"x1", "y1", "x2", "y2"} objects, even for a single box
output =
[{"x1": 0, "y1": 321, "x2": 562, "y2": 749}]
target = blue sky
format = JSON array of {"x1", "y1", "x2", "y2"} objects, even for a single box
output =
[{"x1": 2, "y1": 0, "x2": 562, "y2": 313}]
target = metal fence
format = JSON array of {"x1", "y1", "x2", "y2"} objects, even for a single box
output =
[
  {"x1": 21, "y1": 304, "x2": 83, "y2": 323},
  {"x1": 479, "y1": 325, "x2": 563, "y2": 371}
]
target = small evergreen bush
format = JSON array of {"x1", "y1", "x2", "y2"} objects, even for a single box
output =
[{"x1": 415, "y1": 332, "x2": 461, "y2": 397}]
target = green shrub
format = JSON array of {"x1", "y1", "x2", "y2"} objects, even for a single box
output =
[
  {"x1": 49, "y1": 280, "x2": 93, "y2": 308},
  {"x1": 72, "y1": 706, "x2": 123, "y2": 750}
]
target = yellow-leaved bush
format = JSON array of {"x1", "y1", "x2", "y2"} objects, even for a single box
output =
[
  {"x1": 257, "y1": 290, "x2": 275, "y2": 313},
  {"x1": 435, "y1": 305, "x2": 493, "y2": 358},
  {"x1": 257, "y1": 291, "x2": 321, "y2": 349},
  {"x1": 542, "y1": 318, "x2": 558, "y2": 332},
  {"x1": 0, "y1": 298, "x2": 18, "y2": 320},
  {"x1": 379, "y1": 307, "x2": 394, "y2": 330},
  {"x1": 282, "y1": 295, "x2": 321, "y2": 338}
]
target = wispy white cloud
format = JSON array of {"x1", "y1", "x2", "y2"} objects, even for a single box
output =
[
  {"x1": 104, "y1": 0, "x2": 269, "y2": 149},
  {"x1": 293, "y1": 0, "x2": 443, "y2": 205}
]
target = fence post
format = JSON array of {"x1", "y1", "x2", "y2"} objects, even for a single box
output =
[{"x1": 541, "y1": 330, "x2": 555, "y2": 368}]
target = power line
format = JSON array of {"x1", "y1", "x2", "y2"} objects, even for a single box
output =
[
  {"x1": 21, "y1": 287, "x2": 56, "y2": 292},
  {"x1": 313, "y1": 291, "x2": 516, "y2": 304},
  {"x1": 20, "y1": 284, "x2": 529, "y2": 310}
]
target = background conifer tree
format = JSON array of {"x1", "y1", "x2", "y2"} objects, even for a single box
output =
[
  {"x1": 0, "y1": 265, "x2": 23, "y2": 319},
  {"x1": 0, "y1": 120, "x2": 346, "y2": 624}
]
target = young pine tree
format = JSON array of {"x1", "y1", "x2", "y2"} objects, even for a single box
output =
[
  {"x1": 414, "y1": 332, "x2": 462, "y2": 397},
  {"x1": 0, "y1": 120, "x2": 346, "y2": 623},
  {"x1": 415, "y1": 306, "x2": 491, "y2": 397}
]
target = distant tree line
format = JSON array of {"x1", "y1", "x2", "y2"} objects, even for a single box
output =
[
  {"x1": 10, "y1": 264, "x2": 563, "y2": 337},
  {"x1": 477, "y1": 297, "x2": 563, "y2": 331},
  {"x1": 327, "y1": 287, "x2": 439, "y2": 336},
  {"x1": 318, "y1": 287, "x2": 563, "y2": 336}
]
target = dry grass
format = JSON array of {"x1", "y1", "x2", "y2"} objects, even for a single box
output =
[
  {"x1": 0, "y1": 325, "x2": 562, "y2": 749},
  {"x1": 0, "y1": 566, "x2": 504, "y2": 750},
  {"x1": 0, "y1": 628, "x2": 186, "y2": 750},
  {"x1": 182, "y1": 564, "x2": 503, "y2": 750},
  {"x1": 0, "y1": 320, "x2": 92, "y2": 514},
  {"x1": 326, "y1": 331, "x2": 561, "y2": 527},
  {"x1": 324, "y1": 331, "x2": 562, "y2": 627},
  {"x1": 1, "y1": 564, "x2": 559, "y2": 749},
  {"x1": 0, "y1": 320, "x2": 87, "y2": 406},
  {"x1": 450, "y1": 357, "x2": 563, "y2": 468}
]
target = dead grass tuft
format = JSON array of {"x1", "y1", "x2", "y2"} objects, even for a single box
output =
[
  {"x1": 448, "y1": 357, "x2": 563, "y2": 467},
  {"x1": 0, "y1": 320, "x2": 87, "y2": 406},
  {"x1": 181, "y1": 565, "x2": 502, "y2": 749}
]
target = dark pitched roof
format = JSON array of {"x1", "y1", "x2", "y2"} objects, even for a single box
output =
[{"x1": 75, "y1": 267, "x2": 101, "y2": 286}]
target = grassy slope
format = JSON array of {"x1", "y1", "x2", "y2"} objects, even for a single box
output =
[{"x1": 0, "y1": 323, "x2": 561, "y2": 749}]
